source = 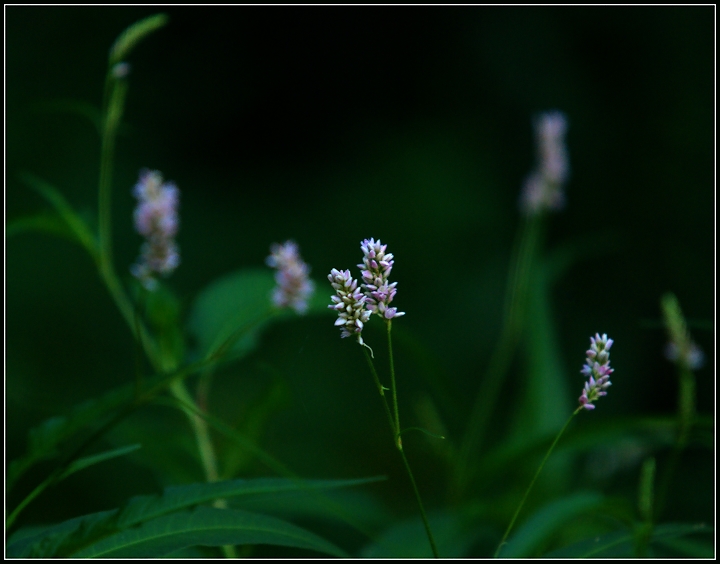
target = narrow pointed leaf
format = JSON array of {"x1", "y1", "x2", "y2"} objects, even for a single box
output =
[
  {"x1": 70, "y1": 506, "x2": 347, "y2": 558},
  {"x1": 117, "y1": 476, "x2": 385, "y2": 528},
  {"x1": 544, "y1": 522, "x2": 713, "y2": 558},
  {"x1": 6, "y1": 211, "x2": 75, "y2": 240},
  {"x1": 17, "y1": 172, "x2": 98, "y2": 258},
  {"x1": 59, "y1": 444, "x2": 141, "y2": 481}
]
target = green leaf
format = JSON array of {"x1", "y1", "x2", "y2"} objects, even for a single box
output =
[
  {"x1": 6, "y1": 211, "x2": 75, "y2": 240},
  {"x1": 17, "y1": 172, "x2": 98, "y2": 258},
  {"x1": 6, "y1": 510, "x2": 119, "y2": 558},
  {"x1": 7, "y1": 356, "x2": 221, "y2": 491},
  {"x1": 187, "y1": 269, "x2": 277, "y2": 362},
  {"x1": 7, "y1": 476, "x2": 381, "y2": 557},
  {"x1": 117, "y1": 476, "x2": 384, "y2": 528},
  {"x1": 71, "y1": 506, "x2": 347, "y2": 557},
  {"x1": 360, "y1": 511, "x2": 486, "y2": 558},
  {"x1": 7, "y1": 384, "x2": 134, "y2": 491},
  {"x1": 500, "y1": 491, "x2": 605, "y2": 558},
  {"x1": 544, "y1": 522, "x2": 713, "y2": 558},
  {"x1": 59, "y1": 444, "x2": 142, "y2": 481},
  {"x1": 28, "y1": 98, "x2": 104, "y2": 135},
  {"x1": 187, "y1": 268, "x2": 329, "y2": 363},
  {"x1": 109, "y1": 14, "x2": 168, "y2": 64}
]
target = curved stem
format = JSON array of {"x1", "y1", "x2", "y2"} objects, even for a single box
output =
[{"x1": 494, "y1": 406, "x2": 581, "y2": 558}]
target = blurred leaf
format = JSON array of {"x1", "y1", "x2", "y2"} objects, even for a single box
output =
[
  {"x1": 59, "y1": 443, "x2": 141, "y2": 481},
  {"x1": 653, "y1": 530, "x2": 715, "y2": 558},
  {"x1": 7, "y1": 385, "x2": 134, "y2": 491},
  {"x1": 360, "y1": 511, "x2": 486, "y2": 558},
  {"x1": 6, "y1": 211, "x2": 76, "y2": 240},
  {"x1": 544, "y1": 522, "x2": 713, "y2": 558},
  {"x1": 72, "y1": 506, "x2": 347, "y2": 558},
  {"x1": 220, "y1": 374, "x2": 292, "y2": 479},
  {"x1": 186, "y1": 268, "x2": 329, "y2": 364},
  {"x1": 187, "y1": 269, "x2": 278, "y2": 362},
  {"x1": 137, "y1": 282, "x2": 186, "y2": 372},
  {"x1": 28, "y1": 98, "x2": 104, "y2": 135},
  {"x1": 116, "y1": 476, "x2": 384, "y2": 529},
  {"x1": 477, "y1": 415, "x2": 710, "y2": 487},
  {"x1": 7, "y1": 357, "x2": 224, "y2": 491},
  {"x1": 6, "y1": 509, "x2": 119, "y2": 558},
  {"x1": 231, "y1": 487, "x2": 393, "y2": 532},
  {"x1": 8, "y1": 477, "x2": 377, "y2": 557},
  {"x1": 17, "y1": 172, "x2": 98, "y2": 259},
  {"x1": 105, "y1": 407, "x2": 202, "y2": 485},
  {"x1": 109, "y1": 13, "x2": 168, "y2": 65},
  {"x1": 500, "y1": 491, "x2": 605, "y2": 558}
]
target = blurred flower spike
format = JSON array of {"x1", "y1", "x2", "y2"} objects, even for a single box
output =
[
  {"x1": 130, "y1": 169, "x2": 180, "y2": 291},
  {"x1": 519, "y1": 110, "x2": 569, "y2": 215},
  {"x1": 579, "y1": 333, "x2": 614, "y2": 410},
  {"x1": 661, "y1": 293, "x2": 704, "y2": 371},
  {"x1": 266, "y1": 240, "x2": 315, "y2": 314},
  {"x1": 328, "y1": 268, "x2": 372, "y2": 346},
  {"x1": 357, "y1": 238, "x2": 405, "y2": 320}
]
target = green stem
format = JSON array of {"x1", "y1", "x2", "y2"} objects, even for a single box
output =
[
  {"x1": 363, "y1": 329, "x2": 439, "y2": 558},
  {"x1": 169, "y1": 380, "x2": 220, "y2": 482},
  {"x1": 494, "y1": 406, "x2": 581, "y2": 558},
  {"x1": 399, "y1": 447, "x2": 440, "y2": 558},
  {"x1": 98, "y1": 71, "x2": 126, "y2": 281},
  {"x1": 386, "y1": 321, "x2": 402, "y2": 449},
  {"x1": 362, "y1": 347, "x2": 396, "y2": 437}
]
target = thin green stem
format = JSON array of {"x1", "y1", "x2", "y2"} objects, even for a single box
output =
[
  {"x1": 98, "y1": 72, "x2": 126, "y2": 280},
  {"x1": 362, "y1": 347, "x2": 396, "y2": 437},
  {"x1": 386, "y1": 320, "x2": 401, "y2": 449},
  {"x1": 363, "y1": 329, "x2": 440, "y2": 558},
  {"x1": 399, "y1": 448, "x2": 440, "y2": 558},
  {"x1": 494, "y1": 406, "x2": 581, "y2": 558}
]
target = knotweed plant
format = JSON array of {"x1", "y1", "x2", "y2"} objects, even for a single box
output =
[
  {"x1": 495, "y1": 333, "x2": 615, "y2": 557},
  {"x1": 329, "y1": 239, "x2": 439, "y2": 558}
]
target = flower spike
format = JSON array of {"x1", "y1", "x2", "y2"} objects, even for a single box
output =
[
  {"x1": 328, "y1": 268, "x2": 372, "y2": 348},
  {"x1": 266, "y1": 240, "x2": 315, "y2": 314},
  {"x1": 357, "y1": 238, "x2": 405, "y2": 320},
  {"x1": 519, "y1": 111, "x2": 569, "y2": 216},
  {"x1": 130, "y1": 169, "x2": 180, "y2": 290},
  {"x1": 579, "y1": 333, "x2": 614, "y2": 410}
]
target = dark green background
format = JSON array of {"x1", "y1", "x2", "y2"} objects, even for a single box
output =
[{"x1": 6, "y1": 6, "x2": 714, "y2": 552}]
